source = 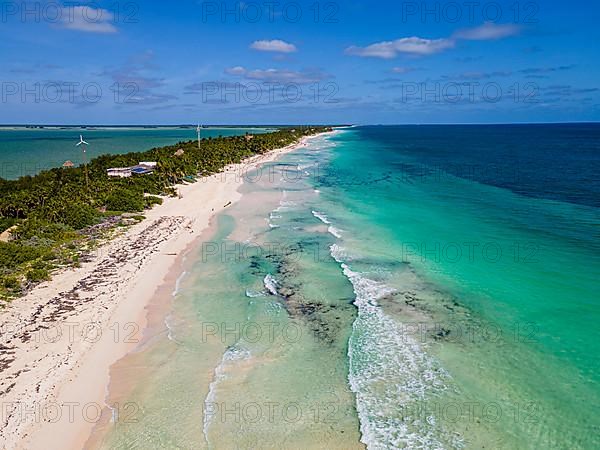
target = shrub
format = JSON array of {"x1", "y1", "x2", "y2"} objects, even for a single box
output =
[
  {"x1": 0, "y1": 242, "x2": 48, "y2": 270},
  {"x1": 0, "y1": 218, "x2": 17, "y2": 233},
  {"x1": 31, "y1": 260, "x2": 49, "y2": 270},
  {"x1": 105, "y1": 189, "x2": 145, "y2": 212},
  {"x1": 144, "y1": 195, "x2": 163, "y2": 209},
  {"x1": 42, "y1": 252, "x2": 56, "y2": 261},
  {"x1": 26, "y1": 268, "x2": 50, "y2": 282},
  {"x1": 14, "y1": 219, "x2": 73, "y2": 242},
  {"x1": 2, "y1": 275, "x2": 20, "y2": 290},
  {"x1": 59, "y1": 203, "x2": 100, "y2": 229}
]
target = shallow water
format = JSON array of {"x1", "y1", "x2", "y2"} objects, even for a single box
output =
[
  {"x1": 98, "y1": 126, "x2": 600, "y2": 449},
  {"x1": 0, "y1": 126, "x2": 272, "y2": 179}
]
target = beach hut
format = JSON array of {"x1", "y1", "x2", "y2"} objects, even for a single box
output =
[
  {"x1": 62, "y1": 160, "x2": 75, "y2": 168},
  {"x1": 174, "y1": 149, "x2": 185, "y2": 157}
]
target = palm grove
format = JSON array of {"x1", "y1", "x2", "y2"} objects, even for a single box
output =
[{"x1": 0, "y1": 127, "x2": 331, "y2": 300}]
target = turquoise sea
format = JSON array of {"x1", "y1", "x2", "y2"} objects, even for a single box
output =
[
  {"x1": 96, "y1": 125, "x2": 599, "y2": 449},
  {"x1": 0, "y1": 126, "x2": 273, "y2": 179}
]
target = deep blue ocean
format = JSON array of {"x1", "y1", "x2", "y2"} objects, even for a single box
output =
[{"x1": 357, "y1": 124, "x2": 600, "y2": 208}]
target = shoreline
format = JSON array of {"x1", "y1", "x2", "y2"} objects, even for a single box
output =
[
  {"x1": 84, "y1": 201, "x2": 224, "y2": 449},
  {"x1": 0, "y1": 132, "x2": 332, "y2": 449}
]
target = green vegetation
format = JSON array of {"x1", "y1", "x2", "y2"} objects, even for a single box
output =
[
  {"x1": 0, "y1": 127, "x2": 331, "y2": 300},
  {"x1": 0, "y1": 217, "x2": 17, "y2": 233},
  {"x1": 105, "y1": 189, "x2": 145, "y2": 212}
]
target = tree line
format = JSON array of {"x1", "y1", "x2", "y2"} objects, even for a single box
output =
[{"x1": 0, "y1": 127, "x2": 331, "y2": 300}]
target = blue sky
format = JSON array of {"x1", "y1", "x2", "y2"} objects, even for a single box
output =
[{"x1": 0, "y1": 0, "x2": 598, "y2": 124}]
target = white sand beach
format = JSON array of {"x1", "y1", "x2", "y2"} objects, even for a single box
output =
[{"x1": 0, "y1": 133, "x2": 329, "y2": 450}]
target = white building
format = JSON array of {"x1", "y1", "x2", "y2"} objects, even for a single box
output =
[
  {"x1": 107, "y1": 167, "x2": 132, "y2": 178},
  {"x1": 107, "y1": 162, "x2": 156, "y2": 178}
]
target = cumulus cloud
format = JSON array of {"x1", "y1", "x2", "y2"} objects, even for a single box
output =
[
  {"x1": 453, "y1": 22, "x2": 521, "y2": 41},
  {"x1": 346, "y1": 22, "x2": 521, "y2": 59},
  {"x1": 224, "y1": 66, "x2": 248, "y2": 76},
  {"x1": 224, "y1": 66, "x2": 330, "y2": 84},
  {"x1": 250, "y1": 40, "x2": 297, "y2": 53},
  {"x1": 59, "y1": 6, "x2": 117, "y2": 33},
  {"x1": 346, "y1": 37, "x2": 454, "y2": 58}
]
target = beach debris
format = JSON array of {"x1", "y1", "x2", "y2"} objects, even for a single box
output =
[{"x1": 0, "y1": 215, "x2": 188, "y2": 378}]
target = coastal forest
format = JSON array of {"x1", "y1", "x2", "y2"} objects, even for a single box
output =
[{"x1": 0, "y1": 127, "x2": 331, "y2": 300}]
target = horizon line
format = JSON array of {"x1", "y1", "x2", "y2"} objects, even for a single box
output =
[{"x1": 0, "y1": 121, "x2": 599, "y2": 127}]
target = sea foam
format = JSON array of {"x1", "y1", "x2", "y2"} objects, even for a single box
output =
[
  {"x1": 332, "y1": 247, "x2": 458, "y2": 449},
  {"x1": 203, "y1": 345, "x2": 251, "y2": 446},
  {"x1": 263, "y1": 274, "x2": 279, "y2": 296},
  {"x1": 312, "y1": 210, "x2": 331, "y2": 224},
  {"x1": 312, "y1": 211, "x2": 343, "y2": 238},
  {"x1": 172, "y1": 271, "x2": 188, "y2": 297}
]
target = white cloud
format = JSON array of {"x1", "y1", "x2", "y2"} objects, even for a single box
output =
[
  {"x1": 224, "y1": 66, "x2": 248, "y2": 76},
  {"x1": 245, "y1": 69, "x2": 318, "y2": 83},
  {"x1": 346, "y1": 22, "x2": 521, "y2": 59},
  {"x1": 345, "y1": 37, "x2": 455, "y2": 59},
  {"x1": 250, "y1": 40, "x2": 298, "y2": 53},
  {"x1": 225, "y1": 67, "x2": 329, "y2": 84},
  {"x1": 59, "y1": 6, "x2": 117, "y2": 33},
  {"x1": 392, "y1": 67, "x2": 416, "y2": 74},
  {"x1": 453, "y1": 22, "x2": 521, "y2": 41}
]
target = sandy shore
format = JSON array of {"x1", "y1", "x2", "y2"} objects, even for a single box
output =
[{"x1": 0, "y1": 133, "x2": 329, "y2": 449}]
